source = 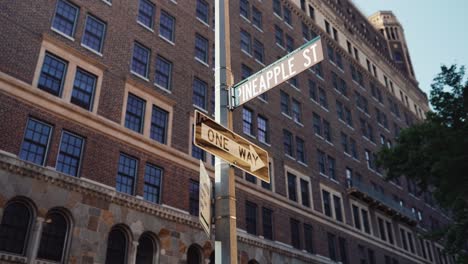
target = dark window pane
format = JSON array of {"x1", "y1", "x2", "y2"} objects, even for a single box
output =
[
  {"x1": 82, "y1": 15, "x2": 106, "y2": 53},
  {"x1": 196, "y1": 0, "x2": 209, "y2": 23},
  {"x1": 37, "y1": 212, "x2": 68, "y2": 262},
  {"x1": 71, "y1": 68, "x2": 96, "y2": 110},
  {"x1": 38, "y1": 53, "x2": 67, "y2": 96},
  {"x1": 159, "y1": 10, "x2": 175, "y2": 42},
  {"x1": 125, "y1": 93, "x2": 146, "y2": 133},
  {"x1": 19, "y1": 119, "x2": 52, "y2": 165},
  {"x1": 144, "y1": 163, "x2": 163, "y2": 204},
  {"x1": 155, "y1": 55, "x2": 173, "y2": 90},
  {"x1": 136, "y1": 234, "x2": 155, "y2": 264},
  {"x1": 245, "y1": 201, "x2": 257, "y2": 235},
  {"x1": 138, "y1": 0, "x2": 155, "y2": 29},
  {"x1": 56, "y1": 131, "x2": 84, "y2": 177},
  {"x1": 262, "y1": 208, "x2": 273, "y2": 240},
  {"x1": 193, "y1": 78, "x2": 207, "y2": 109},
  {"x1": 131, "y1": 43, "x2": 150, "y2": 78},
  {"x1": 150, "y1": 106, "x2": 168, "y2": 144},
  {"x1": 105, "y1": 228, "x2": 127, "y2": 264},
  {"x1": 52, "y1": 0, "x2": 78, "y2": 37},
  {"x1": 116, "y1": 154, "x2": 137, "y2": 195},
  {"x1": 189, "y1": 180, "x2": 200, "y2": 216},
  {"x1": 0, "y1": 202, "x2": 31, "y2": 254}
]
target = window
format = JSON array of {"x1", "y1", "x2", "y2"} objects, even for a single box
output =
[
  {"x1": 313, "y1": 113, "x2": 322, "y2": 136},
  {"x1": 308, "y1": 5, "x2": 315, "y2": 20},
  {"x1": 317, "y1": 149, "x2": 326, "y2": 174},
  {"x1": 309, "y1": 79, "x2": 317, "y2": 101},
  {"x1": 52, "y1": 0, "x2": 79, "y2": 37},
  {"x1": 280, "y1": 91, "x2": 290, "y2": 115},
  {"x1": 240, "y1": 30, "x2": 251, "y2": 54},
  {"x1": 143, "y1": 163, "x2": 163, "y2": 203},
  {"x1": 274, "y1": 25, "x2": 284, "y2": 47},
  {"x1": 131, "y1": 42, "x2": 150, "y2": 78},
  {"x1": 240, "y1": 0, "x2": 249, "y2": 18},
  {"x1": 20, "y1": 118, "x2": 52, "y2": 165},
  {"x1": 323, "y1": 120, "x2": 332, "y2": 142},
  {"x1": 362, "y1": 209, "x2": 370, "y2": 234},
  {"x1": 333, "y1": 195, "x2": 343, "y2": 222},
  {"x1": 136, "y1": 234, "x2": 157, "y2": 264},
  {"x1": 252, "y1": 6, "x2": 262, "y2": 29},
  {"x1": 242, "y1": 108, "x2": 254, "y2": 136},
  {"x1": 253, "y1": 39, "x2": 264, "y2": 63},
  {"x1": 350, "y1": 138, "x2": 358, "y2": 159},
  {"x1": 300, "y1": 179, "x2": 310, "y2": 207},
  {"x1": 192, "y1": 78, "x2": 207, "y2": 109},
  {"x1": 290, "y1": 218, "x2": 300, "y2": 249},
  {"x1": 285, "y1": 34, "x2": 294, "y2": 52},
  {"x1": 0, "y1": 201, "x2": 32, "y2": 255},
  {"x1": 352, "y1": 205, "x2": 361, "y2": 230},
  {"x1": 328, "y1": 156, "x2": 336, "y2": 180},
  {"x1": 150, "y1": 106, "x2": 168, "y2": 144},
  {"x1": 189, "y1": 180, "x2": 199, "y2": 216},
  {"x1": 125, "y1": 93, "x2": 146, "y2": 133},
  {"x1": 37, "y1": 211, "x2": 69, "y2": 262},
  {"x1": 400, "y1": 228, "x2": 408, "y2": 250},
  {"x1": 192, "y1": 124, "x2": 205, "y2": 161},
  {"x1": 322, "y1": 190, "x2": 331, "y2": 217},
  {"x1": 338, "y1": 237, "x2": 348, "y2": 264},
  {"x1": 82, "y1": 15, "x2": 106, "y2": 53},
  {"x1": 325, "y1": 20, "x2": 331, "y2": 34},
  {"x1": 283, "y1": 7, "x2": 292, "y2": 25},
  {"x1": 38, "y1": 53, "x2": 68, "y2": 96},
  {"x1": 138, "y1": 0, "x2": 155, "y2": 29},
  {"x1": 71, "y1": 68, "x2": 97, "y2": 110},
  {"x1": 304, "y1": 224, "x2": 314, "y2": 253},
  {"x1": 262, "y1": 207, "x2": 273, "y2": 240},
  {"x1": 322, "y1": 187, "x2": 343, "y2": 222},
  {"x1": 287, "y1": 172, "x2": 297, "y2": 202},
  {"x1": 242, "y1": 201, "x2": 260, "y2": 238},
  {"x1": 296, "y1": 137, "x2": 305, "y2": 163},
  {"x1": 273, "y1": 0, "x2": 281, "y2": 16},
  {"x1": 341, "y1": 132, "x2": 349, "y2": 153},
  {"x1": 196, "y1": 0, "x2": 209, "y2": 24},
  {"x1": 302, "y1": 22, "x2": 309, "y2": 40},
  {"x1": 257, "y1": 115, "x2": 269, "y2": 144},
  {"x1": 159, "y1": 10, "x2": 175, "y2": 42},
  {"x1": 292, "y1": 99, "x2": 302, "y2": 123},
  {"x1": 154, "y1": 55, "x2": 173, "y2": 90},
  {"x1": 116, "y1": 154, "x2": 137, "y2": 195},
  {"x1": 241, "y1": 64, "x2": 252, "y2": 80},
  {"x1": 368, "y1": 249, "x2": 376, "y2": 264},
  {"x1": 56, "y1": 131, "x2": 84, "y2": 177},
  {"x1": 105, "y1": 228, "x2": 127, "y2": 264},
  {"x1": 319, "y1": 87, "x2": 328, "y2": 108},
  {"x1": 336, "y1": 100, "x2": 344, "y2": 120},
  {"x1": 345, "y1": 107, "x2": 353, "y2": 127},
  {"x1": 328, "y1": 233, "x2": 337, "y2": 261},
  {"x1": 195, "y1": 34, "x2": 209, "y2": 63}
]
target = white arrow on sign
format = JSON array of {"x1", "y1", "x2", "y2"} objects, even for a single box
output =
[
  {"x1": 194, "y1": 110, "x2": 270, "y2": 182},
  {"x1": 201, "y1": 123, "x2": 265, "y2": 172}
]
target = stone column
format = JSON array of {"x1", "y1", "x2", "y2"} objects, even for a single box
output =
[
  {"x1": 27, "y1": 217, "x2": 44, "y2": 264},
  {"x1": 128, "y1": 240, "x2": 139, "y2": 264}
]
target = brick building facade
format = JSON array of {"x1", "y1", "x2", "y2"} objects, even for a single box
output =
[{"x1": 0, "y1": 0, "x2": 455, "y2": 263}]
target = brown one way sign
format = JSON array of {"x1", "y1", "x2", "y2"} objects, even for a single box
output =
[{"x1": 194, "y1": 110, "x2": 269, "y2": 183}]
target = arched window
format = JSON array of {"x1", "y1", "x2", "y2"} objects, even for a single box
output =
[
  {"x1": 136, "y1": 233, "x2": 157, "y2": 264},
  {"x1": 0, "y1": 201, "x2": 33, "y2": 255},
  {"x1": 105, "y1": 227, "x2": 128, "y2": 264},
  {"x1": 187, "y1": 244, "x2": 202, "y2": 264},
  {"x1": 37, "y1": 210, "x2": 70, "y2": 262}
]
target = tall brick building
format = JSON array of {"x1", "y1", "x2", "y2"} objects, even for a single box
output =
[{"x1": 0, "y1": 0, "x2": 455, "y2": 263}]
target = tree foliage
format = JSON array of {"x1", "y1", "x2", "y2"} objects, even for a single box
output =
[{"x1": 378, "y1": 65, "x2": 468, "y2": 262}]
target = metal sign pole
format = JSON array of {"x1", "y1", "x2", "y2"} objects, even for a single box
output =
[{"x1": 214, "y1": 0, "x2": 237, "y2": 263}]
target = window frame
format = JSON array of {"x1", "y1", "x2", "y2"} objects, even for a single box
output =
[
  {"x1": 81, "y1": 14, "x2": 107, "y2": 54},
  {"x1": 51, "y1": 0, "x2": 79, "y2": 39},
  {"x1": 55, "y1": 130, "x2": 85, "y2": 177},
  {"x1": 19, "y1": 118, "x2": 53, "y2": 166}
]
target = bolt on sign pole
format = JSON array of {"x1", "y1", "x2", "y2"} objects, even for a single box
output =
[{"x1": 214, "y1": 0, "x2": 237, "y2": 263}]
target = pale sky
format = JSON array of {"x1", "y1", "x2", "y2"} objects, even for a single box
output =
[{"x1": 352, "y1": 0, "x2": 468, "y2": 97}]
